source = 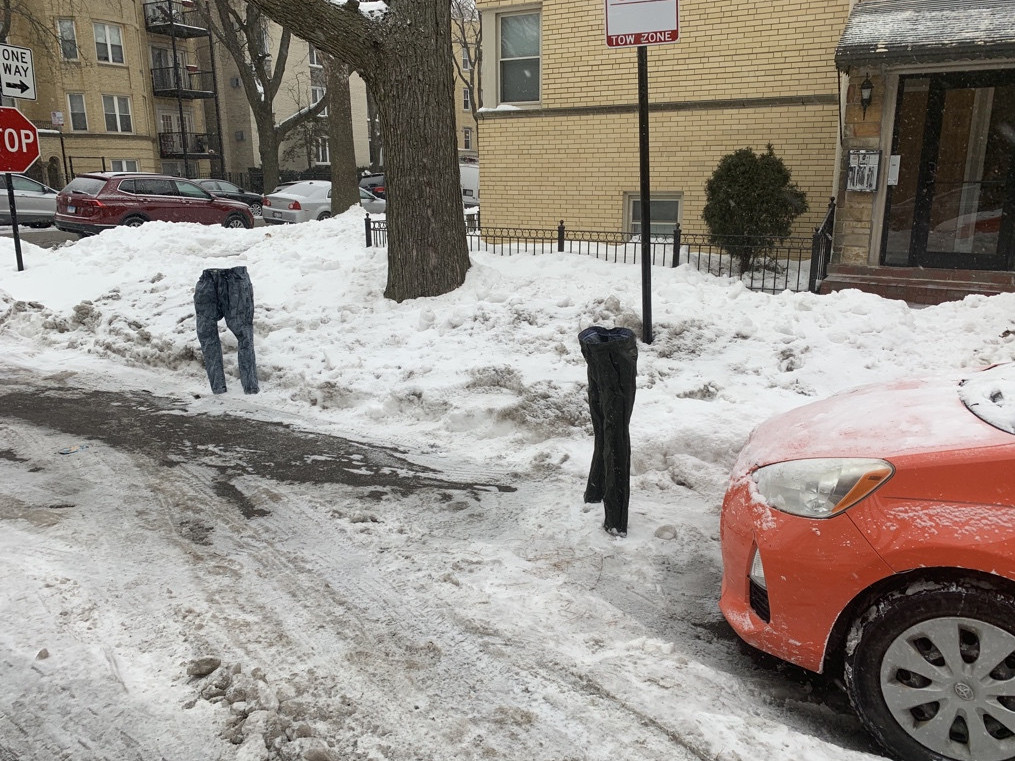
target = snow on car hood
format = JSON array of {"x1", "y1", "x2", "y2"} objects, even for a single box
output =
[
  {"x1": 737, "y1": 367, "x2": 1015, "y2": 470},
  {"x1": 958, "y1": 363, "x2": 1015, "y2": 434}
]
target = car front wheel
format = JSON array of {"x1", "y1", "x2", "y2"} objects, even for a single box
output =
[{"x1": 846, "y1": 582, "x2": 1015, "y2": 761}]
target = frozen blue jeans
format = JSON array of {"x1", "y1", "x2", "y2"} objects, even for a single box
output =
[{"x1": 194, "y1": 266, "x2": 259, "y2": 394}]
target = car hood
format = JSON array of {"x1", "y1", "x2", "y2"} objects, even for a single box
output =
[
  {"x1": 737, "y1": 368, "x2": 1015, "y2": 470},
  {"x1": 214, "y1": 197, "x2": 251, "y2": 210}
]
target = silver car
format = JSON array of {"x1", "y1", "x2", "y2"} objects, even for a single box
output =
[
  {"x1": 359, "y1": 187, "x2": 386, "y2": 214},
  {"x1": 263, "y1": 180, "x2": 386, "y2": 224},
  {"x1": 0, "y1": 174, "x2": 59, "y2": 227},
  {"x1": 262, "y1": 180, "x2": 333, "y2": 224}
]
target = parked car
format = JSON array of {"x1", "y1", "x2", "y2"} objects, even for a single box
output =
[
  {"x1": 0, "y1": 174, "x2": 59, "y2": 228},
  {"x1": 263, "y1": 181, "x2": 383, "y2": 223},
  {"x1": 359, "y1": 187, "x2": 386, "y2": 214},
  {"x1": 190, "y1": 179, "x2": 264, "y2": 217},
  {"x1": 719, "y1": 363, "x2": 1015, "y2": 761},
  {"x1": 459, "y1": 162, "x2": 479, "y2": 207},
  {"x1": 262, "y1": 180, "x2": 334, "y2": 224},
  {"x1": 55, "y1": 173, "x2": 254, "y2": 236},
  {"x1": 359, "y1": 173, "x2": 386, "y2": 199}
]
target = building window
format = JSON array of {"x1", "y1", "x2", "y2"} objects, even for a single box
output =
[
  {"x1": 625, "y1": 192, "x2": 683, "y2": 237},
  {"x1": 58, "y1": 19, "x2": 78, "y2": 60},
  {"x1": 309, "y1": 46, "x2": 322, "y2": 67},
  {"x1": 463, "y1": 87, "x2": 472, "y2": 111},
  {"x1": 463, "y1": 127, "x2": 473, "y2": 150},
  {"x1": 68, "y1": 93, "x2": 88, "y2": 131},
  {"x1": 311, "y1": 86, "x2": 327, "y2": 117},
  {"x1": 94, "y1": 23, "x2": 124, "y2": 64},
  {"x1": 111, "y1": 159, "x2": 139, "y2": 172},
  {"x1": 499, "y1": 12, "x2": 540, "y2": 103},
  {"x1": 462, "y1": 45, "x2": 471, "y2": 71},
  {"x1": 103, "y1": 95, "x2": 132, "y2": 132},
  {"x1": 315, "y1": 137, "x2": 330, "y2": 165}
]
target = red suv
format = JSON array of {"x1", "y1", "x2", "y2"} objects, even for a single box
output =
[{"x1": 55, "y1": 172, "x2": 254, "y2": 236}]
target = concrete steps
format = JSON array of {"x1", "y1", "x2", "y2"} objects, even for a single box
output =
[{"x1": 818, "y1": 265, "x2": 1015, "y2": 305}]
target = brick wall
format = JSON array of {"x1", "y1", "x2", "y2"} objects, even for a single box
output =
[
  {"x1": 476, "y1": 0, "x2": 850, "y2": 234},
  {"x1": 835, "y1": 72, "x2": 885, "y2": 265}
]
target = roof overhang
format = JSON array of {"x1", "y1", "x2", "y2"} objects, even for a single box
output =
[{"x1": 835, "y1": 0, "x2": 1015, "y2": 72}]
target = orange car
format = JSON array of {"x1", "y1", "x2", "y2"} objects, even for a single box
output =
[{"x1": 720, "y1": 364, "x2": 1015, "y2": 761}]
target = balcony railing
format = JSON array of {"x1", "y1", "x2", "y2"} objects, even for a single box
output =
[
  {"x1": 143, "y1": 0, "x2": 209, "y2": 38},
  {"x1": 158, "y1": 131, "x2": 220, "y2": 159},
  {"x1": 151, "y1": 66, "x2": 216, "y2": 99}
]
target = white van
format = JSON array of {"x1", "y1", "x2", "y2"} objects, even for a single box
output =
[{"x1": 459, "y1": 163, "x2": 479, "y2": 207}]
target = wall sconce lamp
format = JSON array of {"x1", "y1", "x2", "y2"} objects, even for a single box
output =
[{"x1": 860, "y1": 74, "x2": 874, "y2": 119}]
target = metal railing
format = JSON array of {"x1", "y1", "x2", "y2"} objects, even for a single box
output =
[
  {"x1": 143, "y1": 0, "x2": 208, "y2": 36},
  {"x1": 366, "y1": 215, "x2": 835, "y2": 295},
  {"x1": 158, "y1": 131, "x2": 219, "y2": 158},
  {"x1": 808, "y1": 198, "x2": 836, "y2": 293},
  {"x1": 151, "y1": 66, "x2": 216, "y2": 97}
]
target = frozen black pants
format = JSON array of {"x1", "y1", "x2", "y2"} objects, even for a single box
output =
[
  {"x1": 194, "y1": 266, "x2": 259, "y2": 394},
  {"x1": 579, "y1": 326, "x2": 638, "y2": 535}
]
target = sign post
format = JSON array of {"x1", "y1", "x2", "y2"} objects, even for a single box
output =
[
  {"x1": 0, "y1": 107, "x2": 41, "y2": 271},
  {"x1": 605, "y1": 0, "x2": 679, "y2": 345}
]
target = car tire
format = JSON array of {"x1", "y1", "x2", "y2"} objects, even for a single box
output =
[
  {"x1": 222, "y1": 213, "x2": 251, "y2": 229},
  {"x1": 250, "y1": 202, "x2": 262, "y2": 217},
  {"x1": 845, "y1": 582, "x2": 1015, "y2": 761},
  {"x1": 316, "y1": 211, "x2": 332, "y2": 221},
  {"x1": 121, "y1": 215, "x2": 148, "y2": 227}
]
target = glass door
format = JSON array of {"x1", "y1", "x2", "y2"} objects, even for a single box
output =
[{"x1": 882, "y1": 71, "x2": 1015, "y2": 270}]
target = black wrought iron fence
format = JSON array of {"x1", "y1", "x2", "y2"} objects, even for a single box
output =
[{"x1": 366, "y1": 203, "x2": 836, "y2": 296}]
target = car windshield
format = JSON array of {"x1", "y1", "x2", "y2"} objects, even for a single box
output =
[{"x1": 958, "y1": 363, "x2": 1015, "y2": 434}]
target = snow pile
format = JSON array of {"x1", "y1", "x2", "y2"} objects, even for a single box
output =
[{"x1": 3, "y1": 208, "x2": 1015, "y2": 760}]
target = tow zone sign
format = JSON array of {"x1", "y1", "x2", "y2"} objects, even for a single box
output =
[{"x1": 606, "y1": 0, "x2": 679, "y2": 48}]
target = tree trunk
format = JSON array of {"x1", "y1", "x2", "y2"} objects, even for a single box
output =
[
  {"x1": 247, "y1": 0, "x2": 471, "y2": 302},
  {"x1": 326, "y1": 61, "x2": 360, "y2": 214},
  {"x1": 371, "y1": 10, "x2": 469, "y2": 301},
  {"x1": 257, "y1": 119, "x2": 281, "y2": 194}
]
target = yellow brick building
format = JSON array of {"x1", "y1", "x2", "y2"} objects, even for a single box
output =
[
  {"x1": 475, "y1": 0, "x2": 850, "y2": 235},
  {"x1": 9, "y1": 0, "x2": 371, "y2": 191}
]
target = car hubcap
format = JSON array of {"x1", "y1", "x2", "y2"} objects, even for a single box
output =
[
  {"x1": 251, "y1": 203, "x2": 262, "y2": 216},
  {"x1": 881, "y1": 616, "x2": 1015, "y2": 761}
]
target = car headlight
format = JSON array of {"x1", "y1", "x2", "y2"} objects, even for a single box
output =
[{"x1": 753, "y1": 458, "x2": 894, "y2": 518}]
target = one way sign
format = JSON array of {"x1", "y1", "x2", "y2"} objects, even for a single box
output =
[{"x1": 0, "y1": 44, "x2": 36, "y2": 101}]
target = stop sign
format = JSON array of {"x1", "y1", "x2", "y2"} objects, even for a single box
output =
[{"x1": 0, "y1": 107, "x2": 39, "y2": 173}]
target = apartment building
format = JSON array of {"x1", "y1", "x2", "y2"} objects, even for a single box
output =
[
  {"x1": 11, "y1": 0, "x2": 370, "y2": 192},
  {"x1": 824, "y1": 0, "x2": 1015, "y2": 303},
  {"x1": 15, "y1": 0, "x2": 218, "y2": 186},
  {"x1": 453, "y1": 20, "x2": 480, "y2": 160},
  {"x1": 474, "y1": 0, "x2": 848, "y2": 235},
  {"x1": 476, "y1": 0, "x2": 1015, "y2": 302}
]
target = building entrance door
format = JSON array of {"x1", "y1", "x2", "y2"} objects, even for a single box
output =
[{"x1": 882, "y1": 70, "x2": 1015, "y2": 270}]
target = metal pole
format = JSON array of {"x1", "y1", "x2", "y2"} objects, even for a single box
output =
[
  {"x1": 204, "y1": 1, "x2": 226, "y2": 176},
  {"x1": 637, "y1": 45, "x2": 652, "y2": 344},
  {"x1": 59, "y1": 129, "x2": 69, "y2": 183},
  {"x1": 169, "y1": 6, "x2": 191, "y2": 177},
  {"x1": 7, "y1": 172, "x2": 24, "y2": 271}
]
